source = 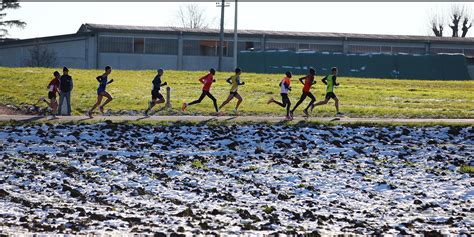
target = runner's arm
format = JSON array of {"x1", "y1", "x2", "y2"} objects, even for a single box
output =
[
  {"x1": 226, "y1": 77, "x2": 232, "y2": 84},
  {"x1": 334, "y1": 76, "x2": 339, "y2": 86},
  {"x1": 198, "y1": 76, "x2": 206, "y2": 84},
  {"x1": 161, "y1": 82, "x2": 168, "y2": 86},
  {"x1": 321, "y1": 76, "x2": 328, "y2": 85},
  {"x1": 238, "y1": 78, "x2": 245, "y2": 85},
  {"x1": 107, "y1": 79, "x2": 114, "y2": 84},
  {"x1": 299, "y1": 77, "x2": 305, "y2": 85}
]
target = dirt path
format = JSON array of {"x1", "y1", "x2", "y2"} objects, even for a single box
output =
[{"x1": 0, "y1": 115, "x2": 473, "y2": 124}]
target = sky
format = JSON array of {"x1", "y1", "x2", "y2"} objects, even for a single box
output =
[{"x1": 3, "y1": 2, "x2": 473, "y2": 39}]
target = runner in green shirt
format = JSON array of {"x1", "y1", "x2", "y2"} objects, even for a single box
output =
[{"x1": 311, "y1": 67, "x2": 344, "y2": 116}]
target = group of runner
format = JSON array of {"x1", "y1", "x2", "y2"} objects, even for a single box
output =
[{"x1": 39, "y1": 66, "x2": 342, "y2": 120}]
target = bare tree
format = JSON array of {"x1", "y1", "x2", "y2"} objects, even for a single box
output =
[
  {"x1": 25, "y1": 43, "x2": 57, "y2": 67},
  {"x1": 0, "y1": 0, "x2": 26, "y2": 38},
  {"x1": 449, "y1": 5, "x2": 464, "y2": 37},
  {"x1": 429, "y1": 10, "x2": 445, "y2": 37},
  {"x1": 427, "y1": 4, "x2": 472, "y2": 38},
  {"x1": 462, "y1": 16, "x2": 473, "y2": 37},
  {"x1": 175, "y1": 3, "x2": 209, "y2": 29}
]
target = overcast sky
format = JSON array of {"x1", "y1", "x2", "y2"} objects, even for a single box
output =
[{"x1": 3, "y1": 2, "x2": 473, "y2": 39}]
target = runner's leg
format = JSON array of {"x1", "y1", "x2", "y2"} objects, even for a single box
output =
[
  {"x1": 100, "y1": 91, "x2": 113, "y2": 108},
  {"x1": 188, "y1": 91, "x2": 207, "y2": 106},
  {"x1": 205, "y1": 91, "x2": 219, "y2": 112},
  {"x1": 235, "y1": 93, "x2": 243, "y2": 110},
  {"x1": 304, "y1": 92, "x2": 316, "y2": 111},
  {"x1": 219, "y1": 94, "x2": 235, "y2": 110},
  {"x1": 291, "y1": 93, "x2": 307, "y2": 113},
  {"x1": 90, "y1": 95, "x2": 103, "y2": 113}
]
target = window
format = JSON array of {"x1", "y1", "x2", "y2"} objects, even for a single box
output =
[
  {"x1": 431, "y1": 48, "x2": 464, "y2": 54},
  {"x1": 265, "y1": 42, "x2": 298, "y2": 51},
  {"x1": 381, "y1": 46, "x2": 392, "y2": 53},
  {"x1": 349, "y1": 45, "x2": 381, "y2": 54},
  {"x1": 134, "y1": 38, "x2": 144, "y2": 54},
  {"x1": 392, "y1": 47, "x2": 426, "y2": 54},
  {"x1": 99, "y1": 36, "x2": 133, "y2": 53},
  {"x1": 464, "y1": 49, "x2": 474, "y2": 56},
  {"x1": 145, "y1": 38, "x2": 178, "y2": 55},
  {"x1": 226, "y1": 41, "x2": 262, "y2": 56},
  {"x1": 183, "y1": 40, "x2": 231, "y2": 57}
]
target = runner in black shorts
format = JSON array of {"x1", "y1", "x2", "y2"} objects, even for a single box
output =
[
  {"x1": 267, "y1": 71, "x2": 293, "y2": 120},
  {"x1": 37, "y1": 71, "x2": 60, "y2": 118},
  {"x1": 312, "y1": 67, "x2": 343, "y2": 116},
  {"x1": 145, "y1": 69, "x2": 167, "y2": 116},
  {"x1": 218, "y1": 67, "x2": 245, "y2": 114}
]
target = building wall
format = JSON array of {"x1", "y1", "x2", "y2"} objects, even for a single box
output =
[
  {"x1": 98, "y1": 53, "x2": 178, "y2": 70},
  {"x1": 0, "y1": 37, "x2": 94, "y2": 68},
  {"x1": 182, "y1": 56, "x2": 234, "y2": 71},
  {"x1": 1, "y1": 30, "x2": 474, "y2": 75}
]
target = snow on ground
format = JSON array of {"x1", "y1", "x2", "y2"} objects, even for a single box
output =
[{"x1": 0, "y1": 122, "x2": 472, "y2": 235}]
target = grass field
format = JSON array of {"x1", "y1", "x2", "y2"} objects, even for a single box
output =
[{"x1": 0, "y1": 67, "x2": 473, "y2": 118}]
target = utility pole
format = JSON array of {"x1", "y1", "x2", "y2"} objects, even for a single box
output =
[
  {"x1": 233, "y1": 0, "x2": 238, "y2": 69},
  {"x1": 218, "y1": 0, "x2": 225, "y2": 71}
]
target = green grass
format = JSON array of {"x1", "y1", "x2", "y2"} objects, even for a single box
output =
[
  {"x1": 1, "y1": 67, "x2": 473, "y2": 118},
  {"x1": 459, "y1": 165, "x2": 474, "y2": 174}
]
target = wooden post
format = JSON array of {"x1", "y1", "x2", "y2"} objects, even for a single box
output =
[{"x1": 165, "y1": 86, "x2": 171, "y2": 109}]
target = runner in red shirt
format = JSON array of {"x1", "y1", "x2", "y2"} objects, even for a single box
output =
[
  {"x1": 290, "y1": 67, "x2": 317, "y2": 117},
  {"x1": 37, "y1": 71, "x2": 61, "y2": 118},
  {"x1": 182, "y1": 68, "x2": 219, "y2": 113}
]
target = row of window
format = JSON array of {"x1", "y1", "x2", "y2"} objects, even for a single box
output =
[
  {"x1": 348, "y1": 45, "x2": 474, "y2": 55},
  {"x1": 98, "y1": 36, "x2": 259, "y2": 56},
  {"x1": 98, "y1": 37, "x2": 473, "y2": 56},
  {"x1": 99, "y1": 37, "x2": 178, "y2": 55}
]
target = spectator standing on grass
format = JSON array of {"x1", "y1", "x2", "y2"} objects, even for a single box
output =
[
  {"x1": 311, "y1": 67, "x2": 344, "y2": 116},
  {"x1": 58, "y1": 67, "x2": 73, "y2": 116},
  {"x1": 267, "y1": 71, "x2": 293, "y2": 121}
]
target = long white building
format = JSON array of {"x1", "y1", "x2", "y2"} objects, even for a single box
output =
[{"x1": 1, "y1": 23, "x2": 474, "y2": 73}]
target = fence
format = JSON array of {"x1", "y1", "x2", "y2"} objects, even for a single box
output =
[{"x1": 238, "y1": 51, "x2": 472, "y2": 80}]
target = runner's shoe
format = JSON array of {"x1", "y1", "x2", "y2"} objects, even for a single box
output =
[
  {"x1": 336, "y1": 112, "x2": 344, "y2": 117},
  {"x1": 285, "y1": 115, "x2": 293, "y2": 121},
  {"x1": 87, "y1": 111, "x2": 93, "y2": 118},
  {"x1": 181, "y1": 103, "x2": 187, "y2": 112},
  {"x1": 303, "y1": 109, "x2": 309, "y2": 116},
  {"x1": 310, "y1": 104, "x2": 315, "y2": 112},
  {"x1": 144, "y1": 109, "x2": 149, "y2": 117},
  {"x1": 267, "y1": 97, "x2": 274, "y2": 104},
  {"x1": 99, "y1": 106, "x2": 104, "y2": 114}
]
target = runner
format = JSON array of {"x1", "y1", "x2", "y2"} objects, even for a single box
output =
[
  {"x1": 290, "y1": 67, "x2": 317, "y2": 117},
  {"x1": 182, "y1": 68, "x2": 219, "y2": 113},
  {"x1": 311, "y1": 67, "x2": 343, "y2": 116},
  {"x1": 87, "y1": 66, "x2": 114, "y2": 118},
  {"x1": 37, "y1": 71, "x2": 60, "y2": 118},
  {"x1": 218, "y1": 67, "x2": 245, "y2": 114},
  {"x1": 144, "y1": 69, "x2": 167, "y2": 116},
  {"x1": 267, "y1": 71, "x2": 293, "y2": 121}
]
